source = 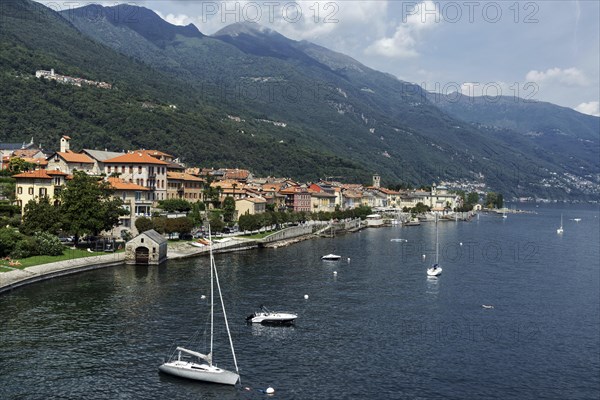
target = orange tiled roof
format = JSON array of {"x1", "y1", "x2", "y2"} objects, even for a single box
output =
[
  {"x1": 104, "y1": 152, "x2": 169, "y2": 165},
  {"x1": 137, "y1": 149, "x2": 174, "y2": 158},
  {"x1": 223, "y1": 169, "x2": 250, "y2": 180},
  {"x1": 13, "y1": 170, "x2": 54, "y2": 179},
  {"x1": 55, "y1": 151, "x2": 95, "y2": 164},
  {"x1": 107, "y1": 177, "x2": 149, "y2": 191},
  {"x1": 236, "y1": 196, "x2": 266, "y2": 203},
  {"x1": 262, "y1": 183, "x2": 284, "y2": 192},
  {"x1": 167, "y1": 172, "x2": 205, "y2": 182},
  {"x1": 46, "y1": 170, "x2": 68, "y2": 176}
]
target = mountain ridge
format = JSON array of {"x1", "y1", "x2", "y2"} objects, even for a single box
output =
[{"x1": 1, "y1": 0, "x2": 597, "y2": 200}]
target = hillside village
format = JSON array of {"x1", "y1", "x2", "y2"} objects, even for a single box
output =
[{"x1": 2, "y1": 136, "x2": 464, "y2": 238}]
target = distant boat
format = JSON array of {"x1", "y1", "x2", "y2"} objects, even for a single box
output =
[
  {"x1": 321, "y1": 254, "x2": 341, "y2": 261},
  {"x1": 246, "y1": 305, "x2": 297, "y2": 325},
  {"x1": 159, "y1": 226, "x2": 240, "y2": 385},
  {"x1": 404, "y1": 218, "x2": 421, "y2": 226},
  {"x1": 427, "y1": 215, "x2": 443, "y2": 277},
  {"x1": 573, "y1": 218, "x2": 582, "y2": 222},
  {"x1": 390, "y1": 238, "x2": 408, "y2": 242},
  {"x1": 557, "y1": 214, "x2": 564, "y2": 234}
]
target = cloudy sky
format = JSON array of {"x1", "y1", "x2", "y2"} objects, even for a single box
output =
[{"x1": 45, "y1": 1, "x2": 600, "y2": 116}]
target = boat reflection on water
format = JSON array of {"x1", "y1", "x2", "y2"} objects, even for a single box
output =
[
  {"x1": 426, "y1": 276, "x2": 439, "y2": 296},
  {"x1": 250, "y1": 323, "x2": 297, "y2": 339}
]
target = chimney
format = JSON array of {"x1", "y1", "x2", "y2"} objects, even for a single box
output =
[{"x1": 60, "y1": 136, "x2": 71, "y2": 153}]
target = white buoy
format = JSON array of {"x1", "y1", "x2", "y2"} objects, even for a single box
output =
[
  {"x1": 266, "y1": 387, "x2": 275, "y2": 394},
  {"x1": 333, "y1": 271, "x2": 337, "y2": 275},
  {"x1": 347, "y1": 257, "x2": 351, "y2": 263},
  {"x1": 304, "y1": 294, "x2": 309, "y2": 299},
  {"x1": 200, "y1": 295, "x2": 206, "y2": 300},
  {"x1": 422, "y1": 254, "x2": 426, "y2": 259},
  {"x1": 459, "y1": 242, "x2": 463, "y2": 246}
]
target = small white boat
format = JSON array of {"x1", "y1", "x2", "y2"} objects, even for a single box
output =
[
  {"x1": 246, "y1": 306, "x2": 297, "y2": 324},
  {"x1": 390, "y1": 238, "x2": 408, "y2": 242},
  {"x1": 573, "y1": 218, "x2": 581, "y2": 222},
  {"x1": 321, "y1": 254, "x2": 341, "y2": 261},
  {"x1": 427, "y1": 264, "x2": 443, "y2": 276},
  {"x1": 557, "y1": 214, "x2": 564, "y2": 234}
]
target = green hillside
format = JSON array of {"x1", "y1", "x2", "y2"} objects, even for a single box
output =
[{"x1": 0, "y1": 0, "x2": 597, "y2": 199}]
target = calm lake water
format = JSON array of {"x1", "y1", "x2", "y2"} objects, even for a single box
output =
[{"x1": 1, "y1": 205, "x2": 599, "y2": 399}]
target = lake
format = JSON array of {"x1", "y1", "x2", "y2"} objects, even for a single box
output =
[{"x1": 1, "y1": 205, "x2": 598, "y2": 399}]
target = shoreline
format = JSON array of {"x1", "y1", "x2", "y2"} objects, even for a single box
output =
[{"x1": 0, "y1": 222, "x2": 365, "y2": 295}]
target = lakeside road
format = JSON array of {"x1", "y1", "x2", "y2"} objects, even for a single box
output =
[{"x1": 0, "y1": 221, "x2": 361, "y2": 295}]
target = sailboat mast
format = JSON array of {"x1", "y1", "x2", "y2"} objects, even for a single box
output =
[
  {"x1": 209, "y1": 225, "x2": 214, "y2": 366},
  {"x1": 435, "y1": 214, "x2": 439, "y2": 265},
  {"x1": 212, "y1": 252, "x2": 240, "y2": 377}
]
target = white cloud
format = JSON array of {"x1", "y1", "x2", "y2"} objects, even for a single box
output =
[
  {"x1": 155, "y1": 11, "x2": 193, "y2": 26},
  {"x1": 526, "y1": 67, "x2": 589, "y2": 86},
  {"x1": 365, "y1": 0, "x2": 441, "y2": 58},
  {"x1": 574, "y1": 101, "x2": 600, "y2": 116}
]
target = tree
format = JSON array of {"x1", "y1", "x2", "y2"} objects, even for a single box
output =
[
  {"x1": 222, "y1": 196, "x2": 236, "y2": 222},
  {"x1": 135, "y1": 216, "x2": 153, "y2": 233},
  {"x1": 485, "y1": 192, "x2": 498, "y2": 209},
  {"x1": 0, "y1": 227, "x2": 23, "y2": 257},
  {"x1": 59, "y1": 171, "x2": 127, "y2": 241},
  {"x1": 209, "y1": 215, "x2": 225, "y2": 232},
  {"x1": 467, "y1": 192, "x2": 479, "y2": 206},
  {"x1": 20, "y1": 196, "x2": 62, "y2": 235},
  {"x1": 7, "y1": 158, "x2": 36, "y2": 174},
  {"x1": 157, "y1": 198, "x2": 192, "y2": 213}
]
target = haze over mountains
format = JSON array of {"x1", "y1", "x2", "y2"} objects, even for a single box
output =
[{"x1": 1, "y1": 0, "x2": 598, "y2": 200}]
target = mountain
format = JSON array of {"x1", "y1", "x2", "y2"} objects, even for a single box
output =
[
  {"x1": 0, "y1": 0, "x2": 371, "y2": 181},
  {"x1": 1, "y1": 0, "x2": 597, "y2": 199},
  {"x1": 430, "y1": 94, "x2": 600, "y2": 198}
]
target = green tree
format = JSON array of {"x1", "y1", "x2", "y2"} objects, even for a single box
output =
[
  {"x1": 135, "y1": 216, "x2": 153, "y2": 233},
  {"x1": 7, "y1": 158, "x2": 35, "y2": 174},
  {"x1": 467, "y1": 192, "x2": 480, "y2": 206},
  {"x1": 209, "y1": 215, "x2": 225, "y2": 233},
  {"x1": 485, "y1": 192, "x2": 498, "y2": 209},
  {"x1": 157, "y1": 198, "x2": 192, "y2": 213},
  {"x1": 20, "y1": 196, "x2": 62, "y2": 236},
  {"x1": 222, "y1": 196, "x2": 236, "y2": 222},
  {"x1": 0, "y1": 227, "x2": 22, "y2": 257},
  {"x1": 59, "y1": 171, "x2": 127, "y2": 241}
]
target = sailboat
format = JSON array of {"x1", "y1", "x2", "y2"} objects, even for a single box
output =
[
  {"x1": 427, "y1": 214, "x2": 443, "y2": 276},
  {"x1": 159, "y1": 227, "x2": 240, "y2": 386},
  {"x1": 557, "y1": 214, "x2": 564, "y2": 234}
]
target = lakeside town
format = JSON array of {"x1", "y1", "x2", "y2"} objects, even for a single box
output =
[{"x1": 1, "y1": 135, "x2": 491, "y2": 241}]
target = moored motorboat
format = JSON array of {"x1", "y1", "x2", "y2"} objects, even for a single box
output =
[
  {"x1": 246, "y1": 306, "x2": 297, "y2": 324},
  {"x1": 321, "y1": 254, "x2": 341, "y2": 261}
]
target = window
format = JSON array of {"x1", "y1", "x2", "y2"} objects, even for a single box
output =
[
  {"x1": 39, "y1": 188, "x2": 47, "y2": 197},
  {"x1": 138, "y1": 166, "x2": 142, "y2": 174},
  {"x1": 17, "y1": 187, "x2": 23, "y2": 194},
  {"x1": 135, "y1": 191, "x2": 142, "y2": 201},
  {"x1": 28, "y1": 187, "x2": 34, "y2": 195},
  {"x1": 108, "y1": 166, "x2": 112, "y2": 173},
  {"x1": 129, "y1": 166, "x2": 133, "y2": 174}
]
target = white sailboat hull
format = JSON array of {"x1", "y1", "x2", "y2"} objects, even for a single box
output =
[
  {"x1": 427, "y1": 267, "x2": 442, "y2": 276},
  {"x1": 159, "y1": 361, "x2": 239, "y2": 385}
]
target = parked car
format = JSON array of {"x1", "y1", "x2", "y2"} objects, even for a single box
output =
[
  {"x1": 58, "y1": 236, "x2": 74, "y2": 244},
  {"x1": 179, "y1": 233, "x2": 193, "y2": 240}
]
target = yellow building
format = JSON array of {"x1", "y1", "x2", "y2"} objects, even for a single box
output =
[
  {"x1": 13, "y1": 169, "x2": 69, "y2": 213},
  {"x1": 235, "y1": 197, "x2": 266, "y2": 219}
]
